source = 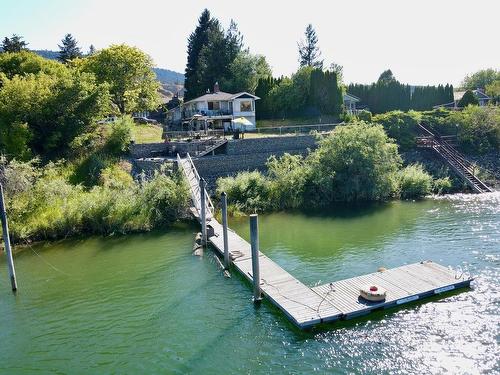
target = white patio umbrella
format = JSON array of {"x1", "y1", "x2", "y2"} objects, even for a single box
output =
[{"x1": 231, "y1": 117, "x2": 253, "y2": 130}]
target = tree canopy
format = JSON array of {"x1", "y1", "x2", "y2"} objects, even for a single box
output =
[
  {"x1": 58, "y1": 34, "x2": 82, "y2": 63},
  {"x1": 79, "y1": 44, "x2": 160, "y2": 114},
  {"x1": 461, "y1": 68, "x2": 499, "y2": 90},
  {"x1": 298, "y1": 24, "x2": 323, "y2": 69},
  {"x1": 0, "y1": 45, "x2": 165, "y2": 160},
  {"x1": 183, "y1": 10, "x2": 261, "y2": 99},
  {"x1": 221, "y1": 51, "x2": 271, "y2": 93},
  {"x1": 1, "y1": 34, "x2": 28, "y2": 53},
  {"x1": 378, "y1": 69, "x2": 396, "y2": 84},
  {"x1": 0, "y1": 50, "x2": 65, "y2": 80},
  {"x1": 0, "y1": 64, "x2": 109, "y2": 159}
]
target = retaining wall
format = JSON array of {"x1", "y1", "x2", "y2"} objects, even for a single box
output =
[{"x1": 132, "y1": 135, "x2": 319, "y2": 187}]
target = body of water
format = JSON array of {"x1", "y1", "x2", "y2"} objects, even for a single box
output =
[{"x1": 0, "y1": 193, "x2": 498, "y2": 374}]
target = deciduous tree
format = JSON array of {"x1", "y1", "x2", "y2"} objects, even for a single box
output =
[
  {"x1": 80, "y1": 44, "x2": 160, "y2": 114},
  {"x1": 461, "y1": 68, "x2": 499, "y2": 90}
]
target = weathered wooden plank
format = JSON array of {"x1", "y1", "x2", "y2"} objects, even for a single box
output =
[{"x1": 313, "y1": 262, "x2": 473, "y2": 320}]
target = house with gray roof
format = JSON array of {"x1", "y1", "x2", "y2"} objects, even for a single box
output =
[
  {"x1": 434, "y1": 88, "x2": 492, "y2": 109},
  {"x1": 166, "y1": 83, "x2": 260, "y2": 131}
]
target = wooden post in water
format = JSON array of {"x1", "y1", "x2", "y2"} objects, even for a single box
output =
[
  {"x1": 221, "y1": 192, "x2": 230, "y2": 269},
  {"x1": 0, "y1": 183, "x2": 17, "y2": 292},
  {"x1": 200, "y1": 178, "x2": 207, "y2": 246},
  {"x1": 250, "y1": 214, "x2": 262, "y2": 302}
]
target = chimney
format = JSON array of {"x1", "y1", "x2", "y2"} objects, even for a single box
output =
[{"x1": 214, "y1": 82, "x2": 220, "y2": 93}]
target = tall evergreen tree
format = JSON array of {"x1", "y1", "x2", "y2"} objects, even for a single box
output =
[
  {"x1": 184, "y1": 9, "x2": 214, "y2": 100},
  {"x1": 225, "y1": 19, "x2": 243, "y2": 62},
  {"x1": 298, "y1": 24, "x2": 323, "y2": 69},
  {"x1": 196, "y1": 20, "x2": 228, "y2": 93},
  {"x1": 58, "y1": 34, "x2": 82, "y2": 63},
  {"x1": 88, "y1": 44, "x2": 96, "y2": 56},
  {"x1": 1, "y1": 34, "x2": 28, "y2": 53}
]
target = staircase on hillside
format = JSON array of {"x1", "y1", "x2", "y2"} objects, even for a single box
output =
[{"x1": 416, "y1": 124, "x2": 493, "y2": 193}]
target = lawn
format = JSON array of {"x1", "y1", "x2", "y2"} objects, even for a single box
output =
[{"x1": 132, "y1": 124, "x2": 163, "y2": 143}]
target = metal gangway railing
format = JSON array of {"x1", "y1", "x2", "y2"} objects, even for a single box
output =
[{"x1": 176, "y1": 153, "x2": 214, "y2": 220}]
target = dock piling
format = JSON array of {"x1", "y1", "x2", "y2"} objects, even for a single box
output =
[
  {"x1": 221, "y1": 192, "x2": 230, "y2": 269},
  {"x1": 0, "y1": 183, "x2": 17, "y2": 292},
  {"x1": 200, "y1": 178, "x2": 207, "y2": 246},
  {"x1": 250, "y1": 214, "x2": 262, "y2": 302}
]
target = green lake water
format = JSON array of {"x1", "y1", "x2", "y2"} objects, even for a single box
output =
[{"x1": 0, "y1": 193, "x2": 498, "y2": 374}]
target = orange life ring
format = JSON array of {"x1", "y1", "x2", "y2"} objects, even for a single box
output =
[{"x1": 360, "y1": 285, "x2": 387, "y2": 302}]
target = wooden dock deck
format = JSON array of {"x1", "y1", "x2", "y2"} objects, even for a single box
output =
[{"x1": 178, "y1": 155, "x2": 473, "y2": 329}]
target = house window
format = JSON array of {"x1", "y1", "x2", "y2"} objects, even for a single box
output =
[
  {"x1": 240, "y1": 100, "x2": 252, "y2": 112},
  {"x1": 208, "y1": 101, "x2": 220, "y2": 110}
]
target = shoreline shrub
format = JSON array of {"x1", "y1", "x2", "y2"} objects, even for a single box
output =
[
  {"x1": 216, "y1": 171, "x2": 270, "y2": 212},
  {"x1": 0, "y1": 158, "x2": 189, "y2": 243},
  {"x1": 397, "y1": 164, "x2": 433, "y2": 199}
]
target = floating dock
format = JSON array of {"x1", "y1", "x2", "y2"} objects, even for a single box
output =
[{"x1": 178, "y1": 155, "x2": 473, "y2": 329}]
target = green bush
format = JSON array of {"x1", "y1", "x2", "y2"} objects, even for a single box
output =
[
  {"x1": 105, "y1": 116, "x2": 133, "y2": 155},
  {"x1": 267, "y1": 153, "x2": 308, "y2": 209},
  {"x1": 357, "y1": 110, "x2": 372, "y2": 123},
  {"x1": 452, "y1": 105, "x2": 499, "y2": 154},
  {"x1": 433, "y1": 177, "x2": 452, "y2": 195},
  {"x1": 372, "y1": 110, "x2": 421, "y2": 150},
  {"x1": 421, "y1": 106, "x2": 499, "y2": 154},
  {"x1": 217, "y1": 122, "x2": 410, "y2": 212},
  {"x1": 216, "y1": 171, "x2": 270, "y2": 212},
  {"x1": 397, "y1": 164, "x2": 433, "y2": 199},
  {"x1": 309, "y1": 122, "x2": 401, "y2": 203}
]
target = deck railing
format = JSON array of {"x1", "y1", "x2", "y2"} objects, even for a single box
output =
[
  {"x1": 164, "y1": 129, "x2": 225, "y2": 141},
  {"x1": 247, "y1": 122, "x2": 341, "y2": 135}
]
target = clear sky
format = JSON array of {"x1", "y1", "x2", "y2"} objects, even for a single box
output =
[{"x1": 1, "y1": 0, "x2": 499, "y2": 86}]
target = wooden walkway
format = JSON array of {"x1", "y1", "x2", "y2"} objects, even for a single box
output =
[{"x1": 178, "y1": 154, "x2": 473, "y2": 329}]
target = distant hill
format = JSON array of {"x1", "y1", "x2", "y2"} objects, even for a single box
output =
[
  {"x1": 153, "y1": 68, "x2": 184, "y2": 85},
  {"x1": 31, "y1": 49, "x2": 59, "y2": 60},
  {"x1": 30, "y1": 49, "x2": 185, "y2": 101}
]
